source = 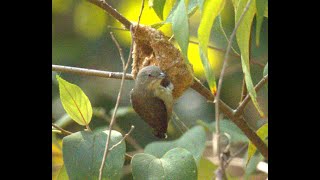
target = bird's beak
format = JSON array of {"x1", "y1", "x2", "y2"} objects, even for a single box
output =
[{"x1": 158, "y1": 72, "x2": 166, "y2": 79}]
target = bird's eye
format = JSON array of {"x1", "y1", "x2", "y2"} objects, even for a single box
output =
[{"x1": 148, "y1": 73, "x2": 152, "y2": 77}]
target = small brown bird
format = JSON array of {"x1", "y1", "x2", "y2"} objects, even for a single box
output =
[{"x1": 130, "y1": 66, "x2": 174, "y2": 138}]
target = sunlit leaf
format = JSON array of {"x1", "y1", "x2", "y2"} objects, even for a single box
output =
[
  {"x1": 172, "y1": 0, "x2": 189, "y2": 62},
  {"x1": 52, "y1": 0, "x2": 73, "y2": 14},
  {"x1": 144, "y1": 126, "x2": 206, "y2": 164},
  {"x1": 198, "y1": 0, "x2": 225, "y2": 94},
  {"x1": 56, "y1": 165, "x2": 69, "y2": 180},
  {"x1": 197, "y1": 158, "x2": 217, "y2": 180},
  {"x1": 235, "y1": 0, "x2": 264, "y2": 117},
  {"x1": 74, "y1": 1, "x2": 107, "y2": 39},
  {"x1": 246, "y1": 123, "x2": 268, "y2": 165},
  {"x1": 150, "y1": 0, "x2": 167, "y2": 20},
  {"x1": 57, "y1": 75, "x2": 92, "y2": 126},
  {"x1": 132, "y1": 148, "x2": 197, "y2": 180},
  {"x1": 255, "y1": 0, "x2": 267, "y2": 46},
  {"x1": 63, "y1": 130, "x2": 125, "y2": 180}
]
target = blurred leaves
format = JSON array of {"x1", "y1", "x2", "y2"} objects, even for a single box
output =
[
  {"x1": 132, "y1": 148, "x2": 197, "y2": 180},
  {"x1": 246, "y1": 123, "x2": 268, "y2": 164},
  {"x1": 150, "y1": 0, "x2": 167, "y2": 20},
  {"x1": 255, "y1": 0, "x2": 267, "y2": 46},
  {"x1": 172, "y1": 0, "x2": 189, "y2": 62},
  {"x1": 144, "y1": 125, "x2": 206, "y2": 164},
  {"x1": 245, "y1": 152, "x2": 263, "y2": 179},
  {"x1": 197, "y1": 119, "x2": 249, "y2": 144},
  {"x1": 198, "y1": 0, "x2": 225, "y2": 94},
  {"x1": 63, "y1": 130, "x2": 125, "y2": 180},
  {"x1": 74, "y1": 1, "x2": 107, "y2": 39},
  {"x1": 235, "y1": 0, "x2": 264, "y2": 117},
  {"x1": 56, "y1": 165, "x2": 69, "y2": 180},
  {"x1": 57, "y1": 75, "x2": 92, "y2": 126},
  {"x1": 197, "y1": 158, "x2": 217, "y2": 180},
  {"x1": 52, "y1": 0, "x2": 73, "y2": 14}
]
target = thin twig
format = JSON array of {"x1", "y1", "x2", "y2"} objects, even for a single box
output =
[
  {"x1": 214, "y1": 1, "x2": 253, "y2": 179},
  {"x1": 109, "y1": 125, "x2": 135, "y2": 151},
  {"x1": 110, "y1": 32, "x2": 125, "y2": 68},
  {"x1": 234, "y1": 74, "x2": 268, "y2": 117},
  {"x1": 87, "y1": 0, "x2": 132, "y2": 29},
  {"x1": 52, "y1": 65, "x2": 134, "y2": 80},
  {"x1": 99, "y1": 26, "x2": 134, "y2": 180},
  {"x1": 52, "y1": 65, "x2": 268, "y2": 160},
  {"x1": 136, "y1": 0, "x2": 145, "y2": 29},
  {"x1": 52, "y1": 123, "x2": 72, "y2": 135}
]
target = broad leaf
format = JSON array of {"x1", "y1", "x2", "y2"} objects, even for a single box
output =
[
  {"x1": 132, "y1": 148, "x2": 197, "y2": 180},
  {"x1": 235, "y1": 0, "x2": 264, "y2": 117},
  {"x1": 57, "y1": 75, "x2": 92, "y2": 126},
  {"x1": 172, "y1": 0, "x2": 189, "y2": 62},
  {"x1": 255, "y1": 0, "x2": 267, "y2": 46},
  {"x1": 198, "y1": 0, "x2": 225, "y2": 94},
  {"x1": 246, "y1": 123, "x2": 268, "y2": 164},
  {"x1": 197, "y1": 157, "x2": 217, "y2": 180},
  {"x1": 150, "y1": 0, "x2": 167, "y2": 20},
  {"x1": 63, "y1": 130, "x2": 126, "y2": 180},
  {"x1": 144, "y1": 125, "x2": 206, "y2": 163},
  {"x1": 197, "y1": 119, "x2": 249, "y2": 143}
]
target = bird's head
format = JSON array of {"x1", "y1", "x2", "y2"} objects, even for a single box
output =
[{"x1": 135, "y1": 66, "x2": 167, "y2": 90}]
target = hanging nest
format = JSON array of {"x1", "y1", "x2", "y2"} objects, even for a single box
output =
[{"x1": 131, "y1": 24, "x2": 194, "y2": 100}]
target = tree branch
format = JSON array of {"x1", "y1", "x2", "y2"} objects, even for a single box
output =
[
  {"x1": 52, "y1": 65, "x2": 133, "y2": 80},
  {"x1": 86, "y1": 0, "x2": 132, "y2": 29},
  {"x1": 234, "y1": 74, "x2": 268, "y2": 117},
  {"x1": 99, "y1": 26, "x2": 134, "y2": 180},
  {"x1": 52, "y1": 123, "x2": 72, "y2": 135},
  {"x1": 190, "y1": 79, "x2": 268, "y2": 160},
  {"x1": 109, "y1": 125, "x2": 135, "y2": 151}
]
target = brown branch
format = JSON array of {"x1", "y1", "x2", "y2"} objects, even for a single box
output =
[
  {"x1": 52, "y1": 65, "x2": 134, "y2": 80},
  {"x1": 191, "y1": 79, "x2": 268, "y2": 160},
  {"x1": 52, "y1": 123, "x2": 72, "y2": 135},
  {"x1": 86, "y1": 0, "x2": 132, "y2": 29},
  {"x1": 214, "y1": 1, "x2": 255, "y2": 178},
  {"x1": 234, "y1": 74, "x2": 268, "y2": 117},
  {"x1": 99, "y1": 26, "x2": 134, "y2": 180}
]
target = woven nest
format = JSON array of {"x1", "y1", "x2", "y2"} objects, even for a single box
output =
[{"x1": 131, "y1": 24, "x2": 194, "y2": 100}]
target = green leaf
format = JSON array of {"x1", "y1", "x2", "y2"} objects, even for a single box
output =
[
  {"x1": 56, "y1": 165, "x2": 69, "y2": 180},
  {"x1": 132, "y1": 148, "x2": 197, "y2": 180},
  {"x1": 246, "y1": 123, "x2": 268, "y2": 165},
  {"x1": 197, "y1": 119, "x2": 249, "y2": 143},
  {"x1": 172, "y1": 0, "x2": 189, "y2": 62},
  {"x1": 144, "y1": 126, "x2": 206, "y2": 164},
  {"x1": 198, "y1": 0, "x2": 225, "y2": 94},
  {"x1": 197, "y1": 158, "x2": 218, "y2": 180},
  {"x1": 57, "y1": 75, "x2": 92, "y2": 126},
  {"x1": 235, "y1": 0, "x2": 264, "y2": 117},
  {"x1": 245, "y1": 152, "x2": 263, "y2": 179},
  {"x1": 150, "y1": 0, "x2": 167, "y2": 20},
  {"x1": 62, "y1": 130, "x2": 126, "y2": 180},
  {"x1": 263, "y1": 62, "x2": 268, "y2": 76},
  {"x1": 264, "y1": 1, "x2": 268, "y2": 17},
  {"x1": 263, "y1": 62, "x2": 268, "y2": 88},
  {"x1": 255, "y1": 0, "x2": 267, "y2": 46}
]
